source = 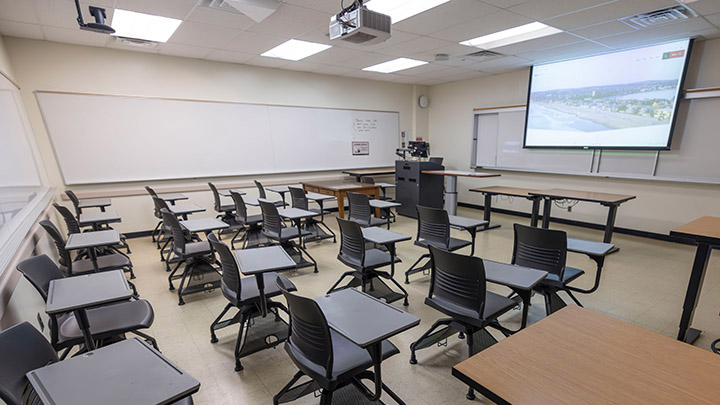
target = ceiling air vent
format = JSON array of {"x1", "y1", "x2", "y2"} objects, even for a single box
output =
[
  {"x1": 465, "y1": 50, "x2": 504, "y2": 58},
  {"x1": 620, "y1": 5, "x2": 697, "y2": 29},
  {"x1": 112, "y1": 36, "x2": 160, "y2": 49}
]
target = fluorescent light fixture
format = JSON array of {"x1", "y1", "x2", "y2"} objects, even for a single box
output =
[
  {"x1": 363, "y1": 57, "x2": 427, "y2": 73},
  {"x1": 261, "y1": 39, "x2": 331, "y2": 61},
  {"x1": 366, "y1": 0, "x2": 450, "y2": 24},
  {"x1": 460, "y1": 22, "x2": 562, "y2": 49},
  {"x1": 111, "y1": 9, "x2": 181, "y2": 42}
]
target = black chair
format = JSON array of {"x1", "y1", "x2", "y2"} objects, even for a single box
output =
[
  {"x1": 512, "y1": 224, "x2": 585, "y2": 315},
  {"x1": 152, "y1": 196, "x2": 177, "y2": 259},
  {"x1": 259, "y1": 200, "x2": 317, "y2": 273},
  {"x1": 347, "y1": 192, "x2": 388, "y2": 229},
  {"x1": 288, "y1": 187, "x2": 335, "y2": 244},
  {"x1": 327, "y1": 218, "x2": 408, "y2": 306},
  {"x1": 404, "y1": 205, "x2": 472, "y2": 284},
  {"x1": 229, "y1": 191, "x2": 264, "y2": 249},
  {"x1": 64, "y1": 190, "x2": 82, "y2": 217},
  {"x1": 254, "y1": 180, "x2": 284, "y2": 207},
  {"x1": 145, "y1": 186, "x2": 163, "y2": 243},
  {"x1": 208, "y1": 182, "x2": 236, "y2": 223},
  {"x1": 360, "y1": 178, "x2": 395, "y2": 221},
  {"x1": 207, "y1": 234, "x2": 296, "y2": 371},
  {"x1": 0, "y1": 321, "x2": 193, "y2": 405},
  {"x1": 40, "y1": 219, "x2": 135, "y2": 280},
  {"x1": 16, "y1": 255, "x2": 157, "y2": 359},
  {"x1": 53, "y1": 203, "x2": 131, "y2": 255},
  {"x1": 408, "y1": 246, "x2": 517, "y2": 401},
  {"x1": 161, "y1": 209, "x2": 216, "y2": 305},
  {"x1": 273, "y1": 280, "x2": 400, "y2": 405}
]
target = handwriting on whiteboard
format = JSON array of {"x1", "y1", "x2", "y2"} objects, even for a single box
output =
[{"x1": 354, "y1": 118, "x2": 378, "y2": 133}]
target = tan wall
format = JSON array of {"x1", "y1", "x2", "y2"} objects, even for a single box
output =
[{"x1": 428, "y1": 38, "x2": 720, "y2": 235}]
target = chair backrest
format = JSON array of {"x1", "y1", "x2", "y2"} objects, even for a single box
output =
[
  {"x1": 16, "y1": 255, "x2": 64, "y2": 301},
  {"x1": 416, "y1": 205, "x2": 450, "y2": 247},
  {"x1": 230, "y1": 191, "x2": 249, "y2": 223},
  {"x1": 144, "y1": 186, "x2": 158, "y2": 198},
  {"x1": 207, "y1": 233, "x2": 241, "y2": 301},
  {"x1": 277, "y1": 280, "x2": 334, "y2": 379},
  {"x1": 259, "y1": 200, "x2": 282, "y2": 238},
  {"x1": 288, "y1": 187, "x2": 308, "y2": 210},
  {"x1": 39, "y1": 220, "x2": 72, "y2": 273},
  {"x1": 337, "y1": 217, "x2": 365, "y2": 266},
  {"x1": 161, "y1": 208, "x2": 187, "y2": 253},
  {"x1": 0, "y1": 322, "x2": 58, "y2": 405},
  {"x1": 512, "y1": 224, "x2": 567, "y2": 279},
  {"x1": 254, "y1": 180, "x2": 267, "y2": 199},
  {"x1": 64, "y1": 190, "x2": 81, "y2": 217},
  {"x1": 53, "y1": 203, "x2": 81, "y2": 235},
  {"x1": 347, "y1": 192, "x2": 372, "y2": 225},
  {"x1": 208, "y1": 182, "x2": 223, "y2": 212},
  {"x1": 428, "y1": 245, "x2": 487, "y2": 317},
  {"x1": 429, "y1": 157, "x2": 444, "y2": 165},
  {"x1": 360, "y1": 177, "x2": 375, "y2": 184}
]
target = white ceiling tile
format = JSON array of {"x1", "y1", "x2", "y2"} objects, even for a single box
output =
[
  {"x1": 42, "y1": 25, "x2": 111, "y2": 46},
  {"x1": 186, "y1": 5, "x2": 255, "y2": 30},
  {"x1": 687, "y1": 0, "x2": 720, "y2": 16},
  {"x1": 0, "y1": 20, "x2": 44, "y2": 39},
  {"x1": 168, "y1": 21, "x2": 240, "y2": 48},
  {"x1": 443, "y1": 70, "x2": 492, "y2": 82},
  {"x1": 245, "y1": 55, "x2": 291, "y2": 69},
  {"x1": 508, "y1": 0, "x2": 616, "y2": 21},
  {"x1": 411, "y1": 42, "x2": 479, "y2": 62},
  {"x1": 282, "y1": 0, "x2": 338, "y2": 15},
  {"x1": 489, "y1": 32, "x2": 583, "y2": 55},
  {"x1": 570, "y1": 20, "x2": 635, "y2": 39},
  {"x1": 205, "y1": 49, "x2": 256, "y2": 64},
  {"x1": 429, "y1": 10, "x2": 534, "y2": 42},
  {"x1": 414, "y1": 66, "x2": 470, "y2": 78},
  {"x1": 415, "y1": 78, "x2": 444, "y2": 85},
  {"x1": 544, "y1": 0, "x2": 678, "y2": 31},
  {"x1": 33, "y1": 0, "x2": 89, "y2": 30},
  {"x1": 392, "y1": 0, "x2": 500, "y2": 36},
  {"x1": 0, "y1": 0, "x2": 39, "y2": 23},
  {"x1": 332, "y1": 52, "x2": 402, "y2": 69},
  {"x1": 397, "y1": 61, "x2": 452, "y2": 76},
  {"x1": 388, "y1": 75, "x2": 425, "y2": 83},
  {"x1": 515, "y1": 40, "x2": 612, "y2": 63},
  {"x1": 301, "y1": 47, "x2": 362, "y2": 65},
  {"x1": 114, "y1": 0, "x2": 199, "y2": 19},
  {"x1": 282, "y1": 61, "x2": 323, "y2": 72},
  {"x1": 595, "y1": 18, "x2": 715, "y2": 47},
  {"x1": 159, "y1": 42, "x2": 212, "y2": 59},
  {"x1": 245, "y1": 4, "x2": 329, "y2": 38},
  {"x1": 375, "y1": 36, "x2": 452, "y2": 57},
  {"x1": 312, "y1": 65, "x2": 356, "y2": 76},
  {"x1": 296, "y1": 23, "x2": 334, "y2": 45},
  {"x1": 706, "y1": 13, "x2": 720, "y2": 28},
  {"x1": 219, "y1": 31, "x2": 286, "y2": 54},
  {"x1": 480, "y1": 0, "x2": 534, "y2": 8}
]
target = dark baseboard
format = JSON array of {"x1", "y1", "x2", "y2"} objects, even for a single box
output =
[{"x1": 457, "y1": 202, "x2": 694, "y2": 246}]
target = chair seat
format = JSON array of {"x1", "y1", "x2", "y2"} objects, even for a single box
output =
[
  {"x1": 543, "y1": 266, "x2": 585, "y2": 286},
  {"x1": 425, "y1": 291, "x2": 517, "y2": 328},
  {"x1": 338, "y1": 248, "x2": 399, "y2": 270},
  {"x1": 178, "y1": 241, "x2": 212, "y2": 256},
  {"x1": 415, "y1": 237, "x2": 471, "y2": 252},
  {"x1": 287, "y1": 330, "x2": 399, "y2": 383},
  {"x1": 240, "y1": 214, "x2": 263, "y2": 226},
  {"x1": 265, "y1": 227, "x2": 311, "y2": 241},
  {"x1": 218, "y1": 204, "x2": 236, "y2": 213},
  {"x1": 350, "y1": 217, "x2": 388, "y2": 228},
  {"x1": 222, "y1": 273, "x2": 296, "y2": 304},
  {"x1": 68, "y1": 253, "x2": 131, "y2": 275},
  {"x1": 56, "y1": 299, "x2": 154, "y2": 345}
]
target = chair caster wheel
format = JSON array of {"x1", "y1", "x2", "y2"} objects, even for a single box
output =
[
  {"x1": 178, "y1": 301, "x2": 185, "y2": 306},
  {"x1": 235, "y1": 363, "x2": 244, "y2": 371},
  {"x1": 403, "y1": 300, "x2": 409, "y2": 307},
  {"x1": 458, "y1": 332, "x2": 465, "y2": 339},
  {"x1": 210, "y1": 337, "x2": 218, "y2": 344},
  {"x1": 168, "y1": 286, "x2": 175, "y2": 291},
  {"x1": 466, "y1": 393, "x2": 475, "y2": 400},
  {"x1": 404, "y1": 280, "x2": 409, "y2": 285},
  {"x1": 409, "y1": 357, "x2": 417, "y2": 365}
]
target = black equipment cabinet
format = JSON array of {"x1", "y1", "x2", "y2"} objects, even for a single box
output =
[{"x1": 395, "y1": 160, "x2": 444, "y2": 218}]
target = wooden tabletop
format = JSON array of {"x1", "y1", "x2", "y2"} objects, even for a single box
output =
[
  {"x1": 301, "y1": 180, "x2": 378, "y2": 191},
  {"x1": 530, "y1": 188, "x2": 636, "y2": 204},
  {"x1": 421, "y1": 170, "x2": 500, "y2": 178},
  {"x1": 469, "y1": 186, "x2": 537, "y2": 197},
  {"x1": 342, "y1": 167, "x2": 395, "y2": 176},
  {"x1": 671, "y1": 216, "x2": 720, "y2": 244},
  {"x1": 452, "y1": 306, "x2": 720, "y2": 404}
]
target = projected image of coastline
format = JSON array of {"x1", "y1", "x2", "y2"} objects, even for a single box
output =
[{"x1": 527, "y1": 80, "x2": 677, "y2": 132}]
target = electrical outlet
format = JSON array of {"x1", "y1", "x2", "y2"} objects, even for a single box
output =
[{"x1": 37, "y1": 313, "x2": 44, "y2": 332}]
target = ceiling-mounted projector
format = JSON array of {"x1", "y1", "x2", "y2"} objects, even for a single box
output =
[
  {"x1": 74, "y1": 0, "x2": 114, "y2": 34},
  {"x1": 330, "y1": 1, "x2": 390, "y2": 45}
]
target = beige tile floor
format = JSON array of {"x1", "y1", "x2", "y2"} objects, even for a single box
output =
[{"x1": 125, "y1": 208, "x2": 720, "y2": 404}]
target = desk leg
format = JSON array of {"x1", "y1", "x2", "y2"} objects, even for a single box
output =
[
  {"x1": 368, "y1": 343, "x2": 383, "y2": 402},
  {"x1": 530, "y1": 197, "x2": 541, "y2": 227},
  {"x1": 677, "y1": 243, "x2": 712, "y2": 344},
  {"x1": 373, "y1": 188, "x2": 381, "y2": 219},
  {"x1": 89, "y1": 247, "x2": 100, "y2": 273},
  {"x1": 444, "y1": 176, "x2": 458, "y2": 216},
  {"x1": 337, "y1": 191, "x2": 346, "y2": 219},
  {"x1": 541, "y1": 198, "x2": 552, "y2": 229},
  {"x1": 603, "y1": 204, "x2": 620, "y2": 253},
  {"x1": 518, "y1": 290, "x2": 531, "y2": 329},
  {"x1": 255, "y1": 274, "x2": 267, "y2": 317},
  {"x1": 483, "y1": 193, "x2": 492, "y2": 227},
  {"x1": 74, "y1": 308, "x2": 96, "y2": 351}
]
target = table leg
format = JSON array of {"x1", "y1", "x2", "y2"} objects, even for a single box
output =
[
  {"x1": 100, "y1": 206, "x2": 106, "y2": 212},
  {"x1": 677, "y1": 243, "x2": 712, "y2": 343},
  {"x1": 469, "y1": 227, "x2": 477, "y2": 256},
  {"x1": 74, "y1": 308, "x2": 96, "y2": 351},
  {"x1": 483, "y1": 193, "x2": 492, "y2": 228},
  {"x1": 541, "y1": 198, "x2": 552, "y2": 229},
  {"x1": 530, "y1": 197, "x2": 541, "y2": 227},
  {"x1": 373, "y1": 188, "x2": 381, "y2": 218},
  {"x1": 518, "y1": 290, "x2": 531, "y2": 329},
  {"x1": 255, "y1": 274, "x2": 267, "y2": 317},
  {"x1": 603, "y1": 204, "x2": 618, "y2": 244},
  {"x1": 367, "y1": 343, "x2": 383, "y2": 402},
  {"x1": 337, "y1": 191, "x2": 345, "y2": 219},
  {"x1": 444, "y1": 176, "x2": 458, "y2": 216},
  {"x1": 89, "y1": 246, "x2": 100, "y2": 273}
]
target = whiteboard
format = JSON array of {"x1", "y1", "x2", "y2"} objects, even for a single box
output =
[
  {"x1": 471, "y1": 99, "x2": 720, "y2": 184},
  {"x1": 36, "y1": 92, "x2": 399, "y2": 184}
]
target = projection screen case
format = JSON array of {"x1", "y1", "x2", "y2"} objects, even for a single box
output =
[{"x1": 523, "y1": 39, "x2": 693, "y2": 150}]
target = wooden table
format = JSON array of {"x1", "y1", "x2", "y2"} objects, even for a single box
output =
[
  {"x1": 301, "y1": 180, "x2": 380, "y2": 219},
  {"x1": 469, "y1": 186, "x2": 543, "y2": 229},
  {"x1": 529, "y1": 188, "x2": 636, "y2": 248},
  {"x1": 670, "y1": 216, "x2": 720, "y2": 343},
  {"x1": 421, "y1": 170, "x2": 501, "y2": 216},
  {"x1": 452, "y1": 306, "x2": 720, "y2": 404},
  {"x1": 342, "y1": 167, "x2": 395, "y2": 181}
]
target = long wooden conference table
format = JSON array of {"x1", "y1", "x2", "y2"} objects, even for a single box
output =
[{"x1": 301, "y1": 180, "x2": 380, "y2": 219}]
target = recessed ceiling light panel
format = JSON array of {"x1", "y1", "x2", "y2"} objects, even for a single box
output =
[
  {"x1": 261, "y1": 39, "x2": 332, "y2": 61},
  {"x1": 460, "y1": 22, "x2": 562, "y2": 49},
  {"x1": 366, "y1": 0, "x2": 450, "y2": 24},
  {"x1": 111, "y1": 9, "x2": 182, "y2": 42},
  {"x1": 363, "y1": 57, "x2": 428, "y2": 73}
]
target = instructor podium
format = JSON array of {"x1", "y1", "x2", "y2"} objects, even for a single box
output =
[{"x1": 395, "y1": 160, "x2": 444, "y2": 218}]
